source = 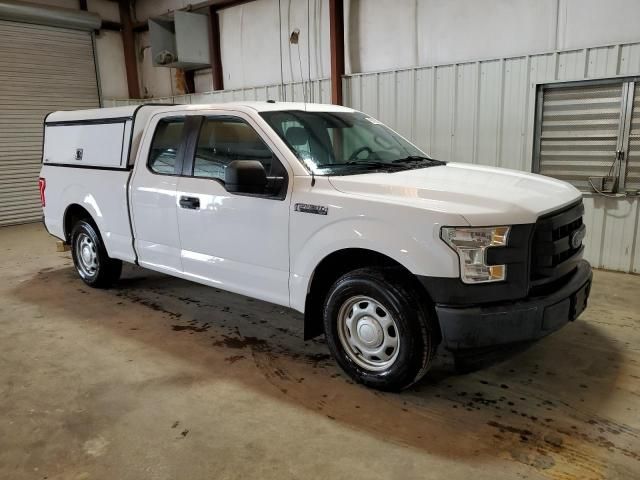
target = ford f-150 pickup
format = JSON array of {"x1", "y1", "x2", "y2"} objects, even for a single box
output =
[{"x1": 39, "y1": 101, "x2": 592, "y2": 390}]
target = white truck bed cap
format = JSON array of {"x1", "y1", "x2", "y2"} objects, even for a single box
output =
[
  {"x1": 45, "y1": 105, "x2": 167, "y2": 124},
  {"x1": 45, "y1": 101, "x2": 354, "y2": 124}
]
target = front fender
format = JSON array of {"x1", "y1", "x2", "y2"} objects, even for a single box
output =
[{"x1": 289, "y1": 215, "x2": 461, "y2": 313}]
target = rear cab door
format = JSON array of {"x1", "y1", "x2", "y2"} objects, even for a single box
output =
[{"x1": 129, "y1": 110, "x2": 190, "y2": 274}]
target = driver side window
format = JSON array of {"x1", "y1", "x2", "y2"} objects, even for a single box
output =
[
  {"x1": 194, "y1": 117, "x2": 277, "y2": 180},
  {"x1": 192, "y1": 116, "x2": 287, "y2": 198}
]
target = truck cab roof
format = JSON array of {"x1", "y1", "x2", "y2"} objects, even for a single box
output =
[{"x1": 45, "y1": 101, "x2": 355, "y2": 124}]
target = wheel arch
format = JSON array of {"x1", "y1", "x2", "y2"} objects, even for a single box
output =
[
  {"x1": 63, "y1": 203, "x2": 96, "y2": 243},
  {"x1": 302, "y1": 247, "x2": 438, "y2": 341}
]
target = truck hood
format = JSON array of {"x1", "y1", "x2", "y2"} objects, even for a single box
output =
[{"x1": 328, "y1": 162, "x2": 582, "y2": 226}]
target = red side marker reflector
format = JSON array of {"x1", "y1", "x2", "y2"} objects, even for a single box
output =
[{"x1": 38, "y1": 177, "x2": 46, "y2": 207}]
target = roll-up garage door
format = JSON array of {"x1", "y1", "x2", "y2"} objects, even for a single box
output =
[
  {"x1": 535, "y1": 79, "x2": 640, "y2": 194},
  {"x1": 0, "y1": 19, "x2": 99, "y2": 226},
  {"x1": 627, "y1": 84, "x2": 640, "y2": 190}
]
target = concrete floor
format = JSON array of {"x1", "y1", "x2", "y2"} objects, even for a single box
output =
[{"x1": 0, "y1": 224, "x2": 639, "y2": 480}]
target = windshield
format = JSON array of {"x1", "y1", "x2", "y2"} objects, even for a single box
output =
[{"x1": 260, "y1": 110, "x2": 445, "y2": 175}]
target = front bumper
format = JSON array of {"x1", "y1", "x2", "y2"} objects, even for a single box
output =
[{"x1": 435, "y1": 260, "x2": 592, "y2": 350}]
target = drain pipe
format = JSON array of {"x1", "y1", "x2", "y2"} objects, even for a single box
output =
[{"x1": 0, "y1": 0, "x2": 101, "y2": 31}]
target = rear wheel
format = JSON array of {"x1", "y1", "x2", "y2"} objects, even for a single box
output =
[
  {"x1": 71, "y1": 219, "x2": 122, "y2": 288},
  {"x1": 323, "y1": 268, "x2": 437, "y2": 391}
]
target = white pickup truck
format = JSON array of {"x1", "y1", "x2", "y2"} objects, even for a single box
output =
[{"x1": 39, "y1": 101, "x2": 591, "y2": 390}]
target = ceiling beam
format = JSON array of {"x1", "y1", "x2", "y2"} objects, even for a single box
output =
[
  {"x1": 329, "y1": 0, "x2": 345, "y2": 105},
  {"x1": 118, "y1": 0, "x2": 141, "y2": 98},
  {"x1": 101, "y1": 19, "x2": 122, "y2": 31},
  {"x1": 208, "y1": 5, "x2": 224, "y2": 90},
  {"x1": 133, "y1": 20, "x2": 148, "y2": 32}
]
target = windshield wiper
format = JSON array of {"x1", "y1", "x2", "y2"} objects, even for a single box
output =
[
  {"x1": 391, "y1": 155, "x2": 446, "y2": 166},
  {"x1": 322, "y1": 161, "x2": 405, "y2": 171}
]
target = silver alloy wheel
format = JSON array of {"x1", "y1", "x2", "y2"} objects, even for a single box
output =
[
  {"x1": 336, "y1": 295, "x2": 400, "y2": 371},
  {"x1": 75, "y1": 232, "x2": 99, "y2": 278}
]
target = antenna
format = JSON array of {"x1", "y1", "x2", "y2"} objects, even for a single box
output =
[
  {"x1": 307, "y1": 0, "x2": 312, "y2": 103},
  {"x1": 278, "y1": 0, "x2": 286, "y2": 101},
  {"x1": 289, "y1": 28, "x2": 308, "y2": 109}
]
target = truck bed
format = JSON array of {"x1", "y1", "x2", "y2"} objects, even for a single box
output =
[
  {"x1": 40, "y1": 104, "x2": 167, "y2": 262},
  {"x1": 41, "y1": 165, "x2": 134, "y2": 261}
]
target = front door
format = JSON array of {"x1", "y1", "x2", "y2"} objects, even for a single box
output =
[{"x1": 175, "y1": 112, "x2": 291, "y2": 307}]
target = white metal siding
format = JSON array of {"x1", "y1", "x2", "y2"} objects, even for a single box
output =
[
  {"x1": 103, "y1": 79, "x2": 332, "y2": 107},
  {"x1": 0, "y1": 20, "x2": 99, "y2": 226},
  {"x1": 107, "y1": 40, "x2": 640, "y2": 273}
]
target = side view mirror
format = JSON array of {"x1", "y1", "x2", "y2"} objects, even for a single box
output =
[{"x1": 225, "y1": 160, "x2": 267, "y2": 194}]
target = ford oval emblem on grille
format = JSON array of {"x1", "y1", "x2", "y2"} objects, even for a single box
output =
[{"x1": 570, "y1": 227, "x2": 586, "y2": 249}]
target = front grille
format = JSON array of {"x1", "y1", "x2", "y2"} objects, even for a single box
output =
[{"x1": 531, "y1": 200, "x2": 585, "y2": 288}]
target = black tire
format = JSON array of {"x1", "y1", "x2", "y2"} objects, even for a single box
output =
[
  {"x1": 323, "y1": 268, "x2": 437, "y2": 391},
  {"x1": 70, "y1": 219, "x2": 122, "y2": 288}
]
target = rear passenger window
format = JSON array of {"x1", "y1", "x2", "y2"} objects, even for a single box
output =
[
  {"x1": 194, "y1": 117, "x2": 279, "y2": 181},
  {"x1": 149, "y1": 118, "x2": 185, "y2": 174}
]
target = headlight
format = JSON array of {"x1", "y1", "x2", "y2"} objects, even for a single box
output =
[{"x1": 441, "y1": 226, "x2": 511, "y2": 284}]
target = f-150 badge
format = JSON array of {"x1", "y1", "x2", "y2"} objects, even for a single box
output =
[{"x1": 294, "y1": 203, "x2": 328, "y2": 215}]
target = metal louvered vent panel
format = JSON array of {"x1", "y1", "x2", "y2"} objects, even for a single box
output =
[
  {"x1": 539, "y1": 83, "x2": 623, "y2": 191},
  {"x1": 627, "y1": 90, "x2": 640, "y2": 190},
  {"x1": 0, "y1": 20, "x2": 99, "y2": 227}
]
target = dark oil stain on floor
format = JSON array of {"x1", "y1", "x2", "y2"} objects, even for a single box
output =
[{"x1": 16, "y1": 265, "x2": 640, "y2": 479}]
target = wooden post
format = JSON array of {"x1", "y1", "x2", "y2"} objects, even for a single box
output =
[
  {"x1": 208, "y1": 6, "x2": 224, "y2": 91},
  {"x1": 118, "y1": 0, "x2": 141, "y2": 99},
  {"x1": 329, "y1": 0, "x2": 344, "y2": 105}
]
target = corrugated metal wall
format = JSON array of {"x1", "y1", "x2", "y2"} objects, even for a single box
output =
[
  {"x1": 105, "y1": 41, "x2": 640, "y2": 273},
  {"x1": 104, "y1": 79, "x2": 332, "y2": 107}
]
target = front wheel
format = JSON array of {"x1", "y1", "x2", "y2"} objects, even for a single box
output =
[
  {"x1": 323, "y1": 268, "x2": 437, "y2": 391},
  {"x1": 71, "y1": 219, "x2": 122, "y2": 288}
]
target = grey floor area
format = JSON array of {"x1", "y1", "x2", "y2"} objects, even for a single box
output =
[{"x1": 1, "y1": 223, "x2": 638, "y2": 480}]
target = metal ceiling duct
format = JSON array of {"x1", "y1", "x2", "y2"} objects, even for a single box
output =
[{"x1": 0, "y1": 0, "x2": 101, "y2": 31}]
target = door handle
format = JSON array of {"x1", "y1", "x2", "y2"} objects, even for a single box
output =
[{"x1": 179, "y1": 196, "x2": 200, "y2": 210}]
